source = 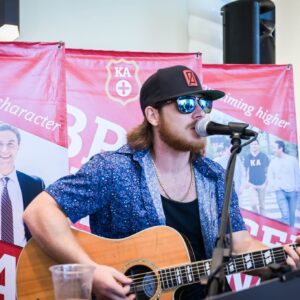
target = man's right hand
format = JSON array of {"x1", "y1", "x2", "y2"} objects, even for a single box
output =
[
  {"x1": 93, "y1": 265, "x2": 135, "y2": 300},
  {"x1": 23, "y1": 193, "x2": 136, "y2": 300}
]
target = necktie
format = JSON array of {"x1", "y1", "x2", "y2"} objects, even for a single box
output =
[{"x1": 1, "y1": 177, "x2": 14, "y2": 244}]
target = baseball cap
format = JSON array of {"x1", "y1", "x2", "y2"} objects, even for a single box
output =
[{"x1": 140, "y1": 65, "x2": 225, "y2": 112}]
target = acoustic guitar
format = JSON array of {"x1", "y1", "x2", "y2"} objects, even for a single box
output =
[{"x1": 16, "y1": 226, "x2": 297, "y2": 300}]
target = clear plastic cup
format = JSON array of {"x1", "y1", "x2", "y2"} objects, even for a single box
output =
[{"x1": 49, "y1": 264, "x2": 95, "y2": 300}]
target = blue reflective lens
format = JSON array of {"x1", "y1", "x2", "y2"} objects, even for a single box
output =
[
  {"x1": 198, "y1": 99, "x2": 213, "y2": 113},
  {"x1": 176, "y1": 96, "x2": 212, "y2": 114}
]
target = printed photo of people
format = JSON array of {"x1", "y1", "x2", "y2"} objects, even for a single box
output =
[
  {"x1": 0, "y1": 122, "x2": 69, "y2": 246},
  {"x1": 206, "y1": 111, "x2": 300, "y2": 229}
]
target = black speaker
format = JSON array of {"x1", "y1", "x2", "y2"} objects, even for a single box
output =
[{"x1": 221, "y1": 0, "x2": 275, "y2": 64}]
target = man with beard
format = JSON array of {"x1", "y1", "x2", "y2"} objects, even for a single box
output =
[{"x1": 24, "y1": 66, "x2": 300, "y2": 300}]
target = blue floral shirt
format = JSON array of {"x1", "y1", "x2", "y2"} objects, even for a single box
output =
[{"x1": 46, "y1": 144, "x2": 245, "y2": 258}]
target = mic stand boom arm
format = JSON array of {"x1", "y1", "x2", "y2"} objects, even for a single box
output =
[{"x1": 206, "y1": 123, "x2": 258, "y2": 298}]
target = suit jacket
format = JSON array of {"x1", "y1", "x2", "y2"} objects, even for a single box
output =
[{"x1": 17, "y1": 171, "x2": 45, "y2": 241}]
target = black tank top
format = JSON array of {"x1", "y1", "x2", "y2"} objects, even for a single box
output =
[
  {"x1": 161, "y1": 196, "x2": 231, "y2": 299},
  {"x1": 161, "y1": 195, "x2": 206, "y2": 261},
  {"x1": 161, "y1": 195, "x2": 208, "y2": 299}
]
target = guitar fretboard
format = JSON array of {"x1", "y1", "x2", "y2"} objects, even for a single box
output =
[{"x1": 157, "y1": 243, "x2": 298, "y2": 290}]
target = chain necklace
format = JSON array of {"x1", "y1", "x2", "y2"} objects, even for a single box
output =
[{"x1": 152, "y1": 159, "x2": 194, "y2": 202}]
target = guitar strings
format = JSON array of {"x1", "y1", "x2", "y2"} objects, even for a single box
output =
[
  {"x1": 127, "y1": 245, "x2": 289, "y2": 281},
  {"x1": 125, "y1": 246, "x2": 296, "y2": 293},
  {"x1": 127, "y1": 247, "x2": 288, "y2": 286}
]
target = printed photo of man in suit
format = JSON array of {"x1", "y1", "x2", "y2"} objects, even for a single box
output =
[{"x1": 0, "y1": 123, "x2": 44, "y2": 246}]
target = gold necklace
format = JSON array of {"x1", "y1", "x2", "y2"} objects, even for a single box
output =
[{"x1": 152, "y1": 159, "x2": 194, "y2": 202}]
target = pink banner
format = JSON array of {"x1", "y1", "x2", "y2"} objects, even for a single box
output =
[
  {"x1": 0, "y1": 242, "x2": 22, "y2": 300},
  {"x1": 0, "y1": 42, "x2": 68, "y2": 299},
  {"x1": 202, "y1": 64, "x2": 299, "y2": 230},
  {"x1": 242, "y1": 209, "x2": 300, "y2": 244},
  {"x1": 203, "y1": 64, "x2": 297, "y2": 144},
  {"x1": 0, "y1": 42, "x2": 67, "y2": 147},
  {"x1": 66, "y1": 49, "x2": 202, "y2": 171},
  {"x1": 202, "y1": 64, "x2": 299, "y2": 291}
]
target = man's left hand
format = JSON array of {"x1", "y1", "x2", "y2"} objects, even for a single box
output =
[{"x1": 284, "y1": 236, "x2": 300, "y2": 270}]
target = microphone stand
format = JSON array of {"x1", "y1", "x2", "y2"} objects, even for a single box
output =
[{"x1": 206, "y1": 123, "x2": 257, "y2": 298}]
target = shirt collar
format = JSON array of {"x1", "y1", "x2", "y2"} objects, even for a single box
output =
[
  {"x1": 117, "y1": 144, "x2": 149, "y2": 165},
  {"x1": 0, "y1": 168, "x2": 18, "y2": 183},
  {"x1": 118, "y1": 144, "x2": 219, "y2": 179}
]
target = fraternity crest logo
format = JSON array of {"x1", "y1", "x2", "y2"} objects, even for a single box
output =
[{"x1": 105, "y1": 59, "x2": 141, "y2": 105}]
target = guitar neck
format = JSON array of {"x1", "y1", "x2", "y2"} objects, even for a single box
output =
[{"x1": 157, "y1": 243, "x2": 299, "y2": 291}]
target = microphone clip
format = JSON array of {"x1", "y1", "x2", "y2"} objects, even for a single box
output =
[
  {"x1": 228, "y1": 122, "x2": 252, "y2": 140},
  {"x1": 228, "y1": 122, "x2": 251, "y2": 154}
]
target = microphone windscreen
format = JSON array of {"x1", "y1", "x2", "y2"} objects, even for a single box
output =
[{"x1": 195, "y1": 117, "x2": 210, "y2": 137}]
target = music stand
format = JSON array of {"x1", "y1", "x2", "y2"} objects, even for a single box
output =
[{"x1": 210, "y1": 270, "x2": 300, "y2": 300}]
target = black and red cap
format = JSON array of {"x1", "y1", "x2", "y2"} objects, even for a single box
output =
[{"x1": 140, "y1": 65, "x2": 225, "y2": 112}]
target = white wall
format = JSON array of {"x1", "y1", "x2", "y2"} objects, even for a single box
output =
[
  {"x1": 19, "y1": 0, "x2": 188, "y2": 52},
  {"x1": 187, "y1": 0, "x2": 231, "y2": 63},
  {"x1": 273, "y1": 0, "x2": 300, "y2": 142}
]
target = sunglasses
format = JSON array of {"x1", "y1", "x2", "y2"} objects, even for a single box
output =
[{"x1": 175, "y1": 95, "x2": 213, "y2": 114}]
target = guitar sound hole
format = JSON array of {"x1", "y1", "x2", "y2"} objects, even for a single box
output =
[{"x1": 125, "y1": 265, "x2": 158, "y2": 300}]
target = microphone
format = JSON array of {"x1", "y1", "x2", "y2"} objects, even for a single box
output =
[{"x1": 195, "y1": 118, "x2": 257, "y2": 139}]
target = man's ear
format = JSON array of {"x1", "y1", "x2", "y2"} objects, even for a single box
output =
[{"x1": 144, "y1": 106, "x2": 160, "y2": 126}]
